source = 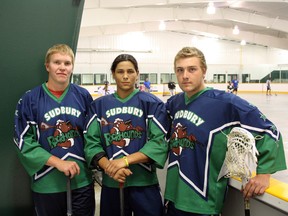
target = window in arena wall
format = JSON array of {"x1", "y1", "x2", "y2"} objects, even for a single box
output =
[
  {"x1": 139, "y1": 73, "x2": 157, "y2": 84},
  {"x1": 72, "y1": 74, "x2": 81, "y2": 85},
  {"x1": 150, "y1": 73, "x2": 157, "y2": 84},
  {"x1": 82, "y1": 74, "x2": 94, "y2": 85},
  {"x1": 213, "y1": 74, "x2": 227, "y2": 83},
  {"x1": 94, "y1": 74, "x2": 107, "y2": 85},
  {"x1": 242, "y1": 74, "x2": 250, "y2": 83},
  {"x1": 139, "y1": 74, "x2": 148, "y2": 84},
  {"x1": 161, "y1": 73, "x2": 177, "y2": 84}
]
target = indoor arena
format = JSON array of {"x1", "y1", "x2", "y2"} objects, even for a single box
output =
[{"x1": 1, "y1": 1, "x2": 288, "y2": 216}]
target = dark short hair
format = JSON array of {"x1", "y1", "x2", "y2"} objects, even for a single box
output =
[{"x1": 110, "y1": 54, "x2": 139, "y2": 72}]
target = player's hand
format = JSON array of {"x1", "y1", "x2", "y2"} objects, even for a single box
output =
[
  {"x1": 112, "y1": 168, "x2": 133, "y2": 183},
  {"x1": 56, "y1": 160, "x2": 80, "y2": 178},
  {"x1": 105, "y1": 158, "x2": 126, "y2": 177},
  {"x1": 242, "y1": 174, "x2": 270, "y2": 199},
  {"x1": 46, "y1": 155, "x2": 80, "y2": 178}
]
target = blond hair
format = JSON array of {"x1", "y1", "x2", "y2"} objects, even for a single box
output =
[
  {"x1": 45, "y1": 44, "x2": 75, "y2": 65},
  {"x1": 174, "y1": 47, "x2": 207, "y2": 72}
]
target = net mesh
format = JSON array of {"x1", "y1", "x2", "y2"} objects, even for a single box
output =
[{"x1": 218, "y1": 127, "x2": 259, "y2": 184}]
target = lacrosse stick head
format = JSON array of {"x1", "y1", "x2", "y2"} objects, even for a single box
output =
[{"x1": 218, "y1": 127, "x2": 259, "y2": 185}]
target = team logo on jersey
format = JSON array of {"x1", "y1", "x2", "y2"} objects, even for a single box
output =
[
  {"x1": 41, "y1": 120, "x2": 80, "y2": 149},
  {"x1": 168, "y1": 123, "x2": 208, "y2": 199},
  {"x1": 170, "y1": 123, "x2": 202, "y2": 156},
  {"x1": 101, "y1": 117, "x2": 144, "y2": 148}
]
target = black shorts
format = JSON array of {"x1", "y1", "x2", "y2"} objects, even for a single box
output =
[
  {"x1": 33, "y1": 183, "x2": 95, "y2": 216},
  {"x1": 100, "y1": 184, "x2": 163, "y2": 216},
  {"x1": 164, "y1": 201, "x2": 219, "y2": 216}
]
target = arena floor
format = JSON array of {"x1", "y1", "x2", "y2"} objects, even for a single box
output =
[{"x1": 93, "y1": 92, "x2": 288, "y2": 216}]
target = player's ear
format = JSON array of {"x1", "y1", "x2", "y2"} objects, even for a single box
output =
[
  {"x1": 203, "y1": 70, "x2": 207, "y2": 79},
  {"x1": 112, "y1": 71, "x2": 116, "y2": 80},
  {"x1": 45, "y1": 63, "x2": 50, "y2": 71}
]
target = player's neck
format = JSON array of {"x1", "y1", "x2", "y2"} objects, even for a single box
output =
[
  {"x1": 46, "y1": 81, "x2": 68, "y2": 92},
  {"x1": 46, "y1": 82, "x2": 67, "y2": 98},
  {"x1": 48, "y1": 88, "x2": 64, "y2": 98},
  {"x1": 116, "y1": 88, "x2": 134, "y2": 99}
]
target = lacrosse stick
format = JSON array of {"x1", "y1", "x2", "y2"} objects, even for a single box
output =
[
  {"x1": 67, "y1": 176, "x2": 73, "y2": 216},
  {"x1": 218, "y1": 127, "x2": 259, "y2": 216},
  {"x1": 92, "y1": 169, "x2": 103, "y2": 187},
  {"x1": 119, "y1": 182, "x2": 125, "y2": 216}
]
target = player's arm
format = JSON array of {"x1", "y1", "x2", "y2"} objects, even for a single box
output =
[
  {"x1": 237, "y1": 104, "x2": 287, "y2": 198},
  {"x1": 104, "y1": 152, "x2": 150, "y2": 177},
  {"x1": 98, "y1": 153, "x2": 133, "y2": 182},
  {"x1": 139, "y1": 101, "x2": 169, "y2": 168},
  {"x1": 46, "y1": 155, "x2": 80, "y2": 178},
  {"x1": 83, "y1": 105, "x2": 107, "y2": 169},
  {"x1": 249, "y1": 133, "x2": 286, "y2": 199},
  {"x1": 15, "y1": 120, "x2": 79, "y2": 178},
  {"x1": 14, "y1": 125, "x2": 52, "y2": 176},
  {"x1": 14, "y1": 96, "x2": 53, "y2": 176}
]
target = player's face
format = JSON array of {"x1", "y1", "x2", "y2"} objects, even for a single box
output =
[
  {"x1": 175, "y1": 57, "x2": 206, "y2": 98},
  {"x1": 46, "y1": 53, "x2": 73, "y2": 89},
  {"x1": 113, "y1": 61, "x2": 138, "y2": 98}
]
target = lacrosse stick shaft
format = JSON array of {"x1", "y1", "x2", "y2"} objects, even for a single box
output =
[
  {"x1": 119, "y1": 182, "x2": 125, "y2": 216},
  {"x1": 67, "y1": 176, "x2": 72, "y2": 216},
  {"x1": 244, "y1": 199, "x2": 250, "y2": 216},
  {"x1": 243, "y1": 178, "x2": 250, "y2": 216}
]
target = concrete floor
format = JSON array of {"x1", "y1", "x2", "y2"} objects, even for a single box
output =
[{"x1": 93, "y1": 92, "x2": 288, "y2": 216}]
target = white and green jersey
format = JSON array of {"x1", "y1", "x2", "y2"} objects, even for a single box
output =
[{"x1": 164, "y1": 88, "x2": 286, "y2": 214}]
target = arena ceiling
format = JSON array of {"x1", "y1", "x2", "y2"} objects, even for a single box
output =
[{"x1": 80, "y1": 0, "x2": 288, "y2": 50}]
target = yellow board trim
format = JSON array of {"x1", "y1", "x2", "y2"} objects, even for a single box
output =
[{"x1": 232, "y1": 175, "x2": 288, "y2": 202}]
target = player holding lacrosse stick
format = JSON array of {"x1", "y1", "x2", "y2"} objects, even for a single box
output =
[
  {"x1": 84, "y1": 54, "x2": 169, "y2": 216},
  {"x1": 218, "y1": 127, "x2": 259, "y2": 216},
  {"x1": 14, "y1": 44, "x2": 95, "y2": 216},
  {"x1": 164, "y1": 47, "x2": 286, "y2": 216}
]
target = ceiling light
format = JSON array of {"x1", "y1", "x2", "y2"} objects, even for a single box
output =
[
  {"x1": 207, "y1": 2, "x2": 216, "y2": 14},
  {"x1": 240, "y1": 40, "x2": 246, "y2": 46},
  {"x1": 159, "y1": 21, "x2": 166, "y2": 31},
  {"x1": 233, "y1": 25, "x2": 239, "y2": 35}
]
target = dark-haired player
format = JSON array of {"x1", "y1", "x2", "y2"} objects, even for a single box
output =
[{"x1": 84, "y1": 54, "x2": 169, "y2": 216}]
